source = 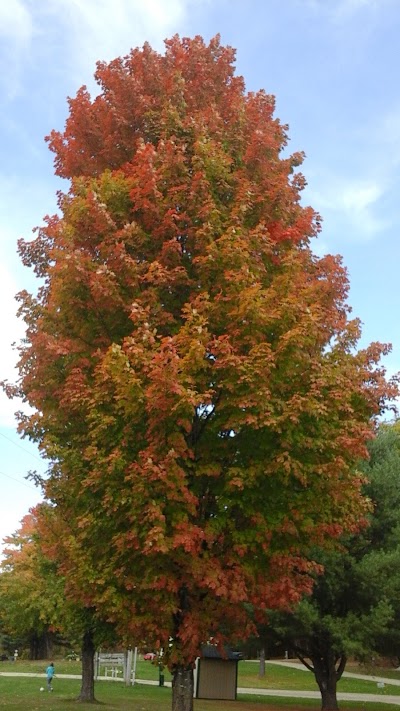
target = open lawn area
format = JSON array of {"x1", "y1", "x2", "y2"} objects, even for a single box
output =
[
  {"x1": 3, "y1": 658, "x2": 400, "y2": 694},
  {"x1": 0, "y1": 677, "x2": 400, "y2": 711},
  {"x1": 2, "y1": 661, "x2": 400, "y2": 710},
  {"x1": 3, "y1": 658, "x2": 400, "y2": 696},
  {"x1": 239, "y1": 661, "x2": 400, "y2": 694},
  {"x1": 0, "y1": 660, "x2": 400, "y2": 695}
]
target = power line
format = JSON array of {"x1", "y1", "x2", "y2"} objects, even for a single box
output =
[
  {"x1": 0, "y1": 430, "x2": 43, "y2": 463},
  {"x1": 0, "y1": 469, "x2": 40, "y2": 493}
]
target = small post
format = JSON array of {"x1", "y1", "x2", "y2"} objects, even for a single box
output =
[
  {"x1": 193, "y1": 658, "x2": 199, "y2": 698},
  {"x1": 125, "y1": 649, "x2": 132, "y2": 686},
  {"x1": 159, "y1": 649, "x2": 165, "y2": 687},
  {"x1": 132, "y1": 647, "x2": 138, "y2": 686}
]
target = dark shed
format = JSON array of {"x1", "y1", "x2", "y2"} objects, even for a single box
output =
[{"x1": 196, "y1": 646, "x2": 243, "y2": 701}]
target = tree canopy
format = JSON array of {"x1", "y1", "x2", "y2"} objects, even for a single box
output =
[
  {"x1": 0, "y1": 512, "x2": 59, "y2": 660},
  {"x1": 262, "y1": 421, "x2": 400, "y2": 711},
  {"x1": 6, "y1": 35, "x2": 397, "y2": 711},
  {"x1": 0, "y1": 507, "x2": 116, "y2": 702}
]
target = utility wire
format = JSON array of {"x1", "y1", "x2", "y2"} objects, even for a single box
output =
[
  {"x1": 0, "y1": 470, "x2": 40, "y2": 492},
  {"x1": 0, "y1": 430, "x2": 43, "y2": 463}
]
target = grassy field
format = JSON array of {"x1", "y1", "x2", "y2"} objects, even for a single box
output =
[
  {"x1": 0, "y1": 676, "x2": 400, "y2": 711},
  {"x1": 0, "y1": 660, "x2": 400, "y2": 695},
  {"x1": 346, "y1": 661, "x2": 400, "y2": 680},
  {"x1": 2, "y1": 658, "x2": 400, "y2": 711},
  {"x1": 0, "y1": 657, "x2": 173, "y2": 682},
  {"x1": 3, "y1": 657, "x2": 400, "y2": 695},
  {"x1": 238, "y1": 661, "x2": 400, "y2": 694}
]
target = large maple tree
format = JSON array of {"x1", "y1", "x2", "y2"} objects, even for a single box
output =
[{"x1": 9, "y1": 36, "x2": 396, "y2": 711}]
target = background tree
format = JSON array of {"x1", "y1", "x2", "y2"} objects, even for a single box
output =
[
  {"x1": 6, "y1": 35, "x2": 396, "y2": 711},
  {"x1": 34, "y1": 501, "x2": 119, "y2": 703},
  {"x1": 357, "y1": 422, "x2": 400, "y2": 663},
  {"x1": 0, "y1": 507, "x2": 116, "y2": 702},
  {"x1": 263, "y1": 421, "x2": 400, "y2": 711},
  {"x1": 0, "y1": 513, "x2": 59, "y2": 660}
]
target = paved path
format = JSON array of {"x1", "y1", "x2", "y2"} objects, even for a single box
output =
[
  {"x1": 130, "y1": 678, "x2": 400, "y2": 706},
  {"x1": 2, "y1": 664, "x2": 400, "y2": 706},
  {"x1": 238, "y1": 687, "x2": 400, "y2": 706},
  {"x1": 267, "y1": 659, "x2": 400, "y2": 686}
]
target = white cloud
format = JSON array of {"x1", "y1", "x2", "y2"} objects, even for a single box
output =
[
  {"x1": 311, "y1": 237, "x2": 330, "y2": 257},
  {"x1": 51, "y1": 0, "x2": 191, "y2": 73},
  {"x1": 305, "y1": 0, "x2": 385, "y2": 18},
  {"x1": 340, "y1": 182, "x2": 382, "y2": 213},
  {"x1": 0, "y1": 172, "x2": 57, "y2": 426},
  {"x1": 334, "y1": 0, "x2": 378, "y2": 15},
  {"x1": 0, "y1": 0, "x2": 32, "y2": 43},
  {"x1": 374, "y1": 106, "x2": 400, "y2": 170},
  {"x1": 1, "y1": 0, "x2": 208, "y2": 97},
  {"x1": 324, "y1": 104, "x2": 400, "y2": 240},
  {"x1": 339, "y1": 182, "x2": 388, "y2": 235},
  {"x1": 0, "y1": 262, "x2": 25, "y2": 427},
  {"x1": 308, "y1": 178, "x2": 388, "y2": 239},
  {"x1": 302, "y1": 0, "x2": 397, "y2": 33},
  {"x1": 0, "y1": 0, "x2": 33, "y2": 99}
]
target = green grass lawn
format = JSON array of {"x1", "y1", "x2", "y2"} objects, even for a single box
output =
[
  {"x1": 115, "y1": 659, "x2": 399, "y2": 696},
  {"x1": 0, "y1": 676, "x2": 400, "y2": 711},
  {"x1": 346, "y1": 661, "x2": 400, "y2": 680},
  {"x1": 2, "y1": 658, "x2": 400, "y2": 710},
  {"x1": 238, "y1": 661, "x2": 400, "y2": 695},
  {"x1": 0, "y1": 657, "x2": 172, "y2": 681},
  {"x1": 0, "y1": 659, "x2": 82, "y2": 675},
  {"x1": 4, "y1": 657, "x2": 400, "y2": 693}
]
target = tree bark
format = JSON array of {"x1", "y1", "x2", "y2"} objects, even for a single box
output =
[
  {"x1": 42, "y1": 632, "x2": 53, "y2": 660},
  {"x1": 319, "y1": 686, "x2": 339, "y2": 711},
  {"x1": 172, "y1": 666, "x2": 194, "y2": 711},
  {"x1": 295, "y1": 647, "x2": 347, "y2": 711},
  {"x1": 29, "y1": 633, "x2": 39, "y2": 660},
  {"x1": 312, "y1": 655, "x2": 340, "y2": 711},
  {"x1": 77, "y1": 629, "x2": 96, "y2": 703},
  {"x1": 29, "y1": 631, "x2": 53, "y2": 660},
  {"x1": 258, "y1": 646, "x2": 266, "y2": 678}
]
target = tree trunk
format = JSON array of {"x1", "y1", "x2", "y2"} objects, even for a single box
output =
[
  {"x1": 319, "y1": 685, "x2": 339, "y2": 711},
  {"x1": 77, "y1": 629, "x2": 96, "y2": 703},
  {"x1": 258, "y1": 646, "x2": 266, "y2": 677},
  {"x1": 29, "y1": 633, "x2": 38, "y2": 660},
  {"x1": 29, "y1": 632, "x2": 53, "y2": 660},
  {"x1": 44, "y1": 632, "x2": 54, "y2": 660},
  {"x1": 172, "y1": 666, "x2": 194, "y2": 711},
  {"x1": 312, "y1": 655, "x2": 339, "y2": 711}
]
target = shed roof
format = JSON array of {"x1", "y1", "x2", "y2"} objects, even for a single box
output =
[{"x1": 200, "y1": 645, "x2": 243, "y2": 661}]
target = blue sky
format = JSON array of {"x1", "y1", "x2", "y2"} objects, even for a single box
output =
[{"x1": 1, "y1": 0, "x2": 399, "y2": 550}]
